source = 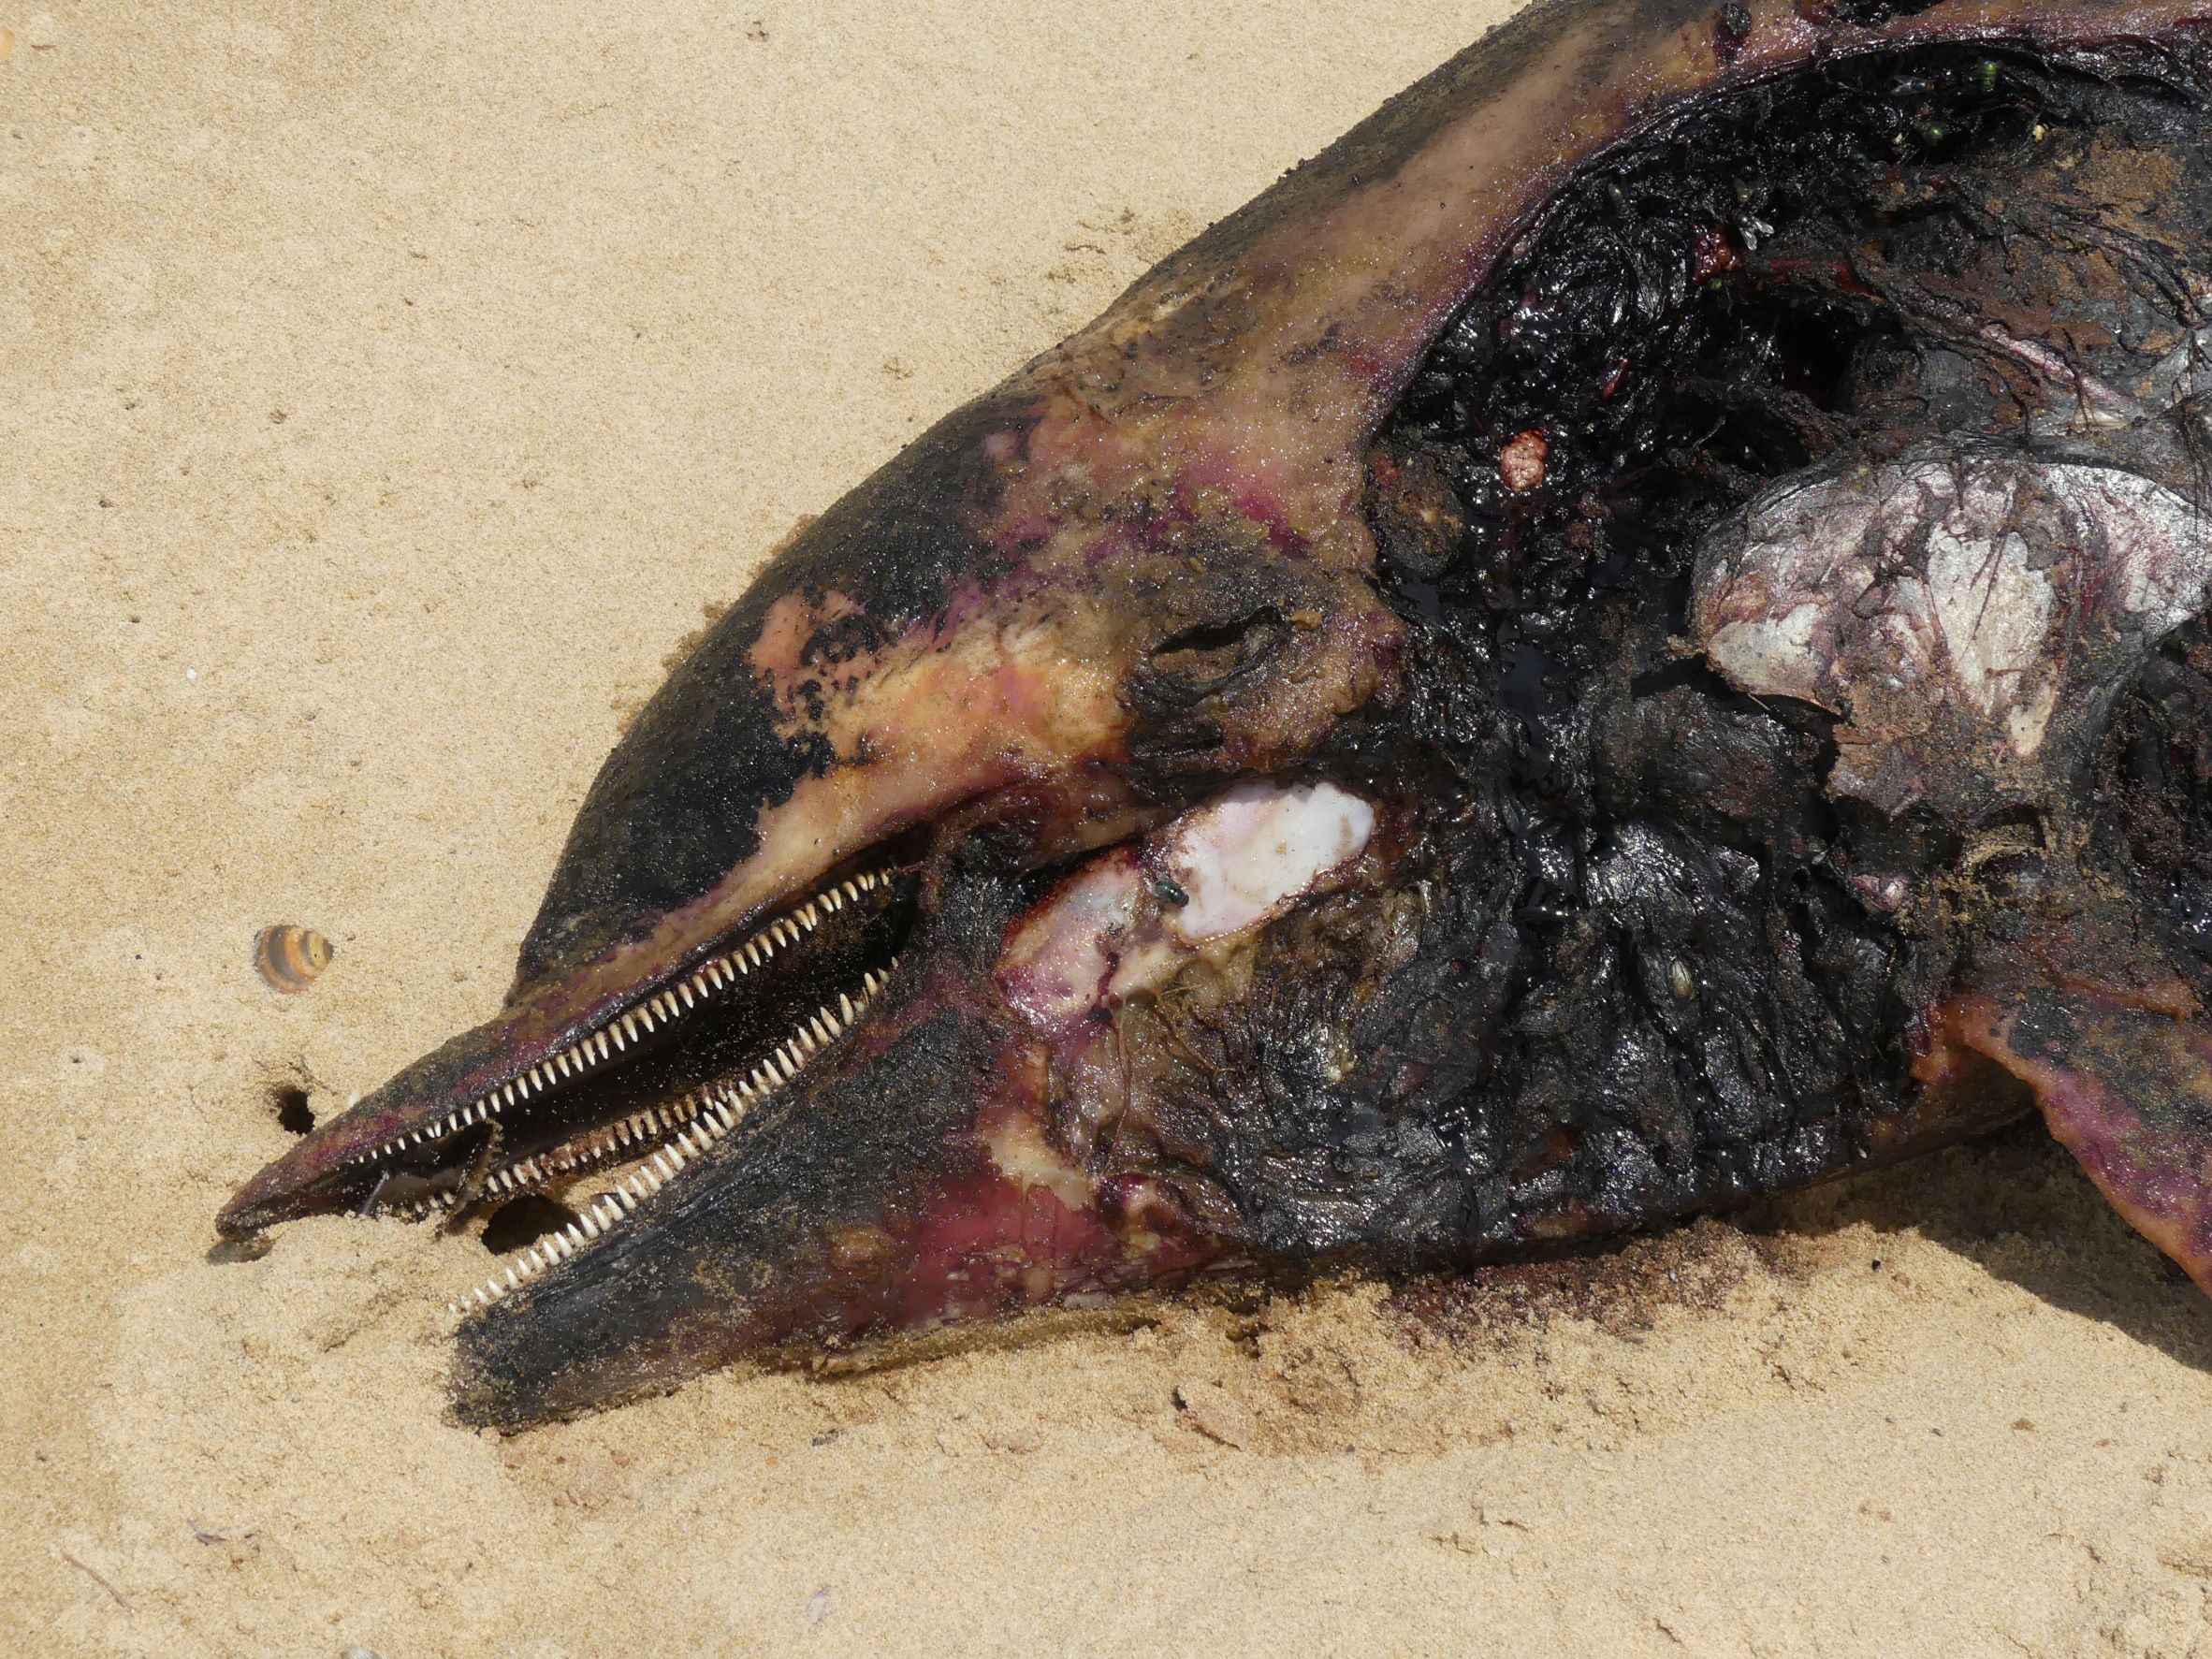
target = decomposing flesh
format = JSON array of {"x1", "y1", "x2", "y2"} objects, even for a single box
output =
[{"x1": 220, "y1": 0, "x2": 2212, "y2": 1425}]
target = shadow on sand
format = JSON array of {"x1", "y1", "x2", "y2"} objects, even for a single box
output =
[{"x1": 1752, "y1": 1118, "x2": 2212, "y2": 1375}]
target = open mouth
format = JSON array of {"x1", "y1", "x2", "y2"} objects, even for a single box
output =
[
  {"x1": 222, "y1": 771, "x2": 1390, "y2": 1329},
  {"x1": 224, "y1": 859, "x2": 920, "y2": 1307}
]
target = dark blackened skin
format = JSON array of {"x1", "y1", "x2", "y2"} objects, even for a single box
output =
[{"x1": 225, "y1": 0, "x2": 2212, "y2": 1427}]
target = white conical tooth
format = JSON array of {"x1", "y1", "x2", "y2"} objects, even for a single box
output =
[
  {"x1": 800, "y1": 902, "x2": 820, "y2": 928},
  {"x1": 838, "y1": 992, "x2": 855, "y2": 1024},
  {"x1": 775, "y1": 1049, "x2": 799, "y2": 1082},
  {"x1": 814, "y1": 1011, "x2": 837, "y2": 1041}
]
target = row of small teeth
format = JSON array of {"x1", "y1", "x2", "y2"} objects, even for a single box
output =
[
  {"x1": 349, "y1": 869, "x2": 889, "y2": 1170},
  {"x1": 447, "y1": 963, "x2": 895, "y2": 1317},
  {"x1": 386, "y1": 1094, "x2": 715, "y2": 1221}
]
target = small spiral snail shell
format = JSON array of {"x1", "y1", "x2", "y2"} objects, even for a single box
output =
[{"x1": 254, "y1": 924, "x2": 333, "y2": 993}]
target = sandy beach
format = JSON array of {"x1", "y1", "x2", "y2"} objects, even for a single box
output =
[{"x1": 7, "y1": 3, "x2": 2212, "y2": 1652}]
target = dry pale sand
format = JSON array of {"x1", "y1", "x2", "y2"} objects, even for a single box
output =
[{"x1": 7, "y1": 2, "x2": 2212, "y2": 1653}]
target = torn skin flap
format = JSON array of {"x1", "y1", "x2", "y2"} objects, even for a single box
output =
[{"x1": 1947, "y1": 986, "x2": 2212, "y2": 1294}]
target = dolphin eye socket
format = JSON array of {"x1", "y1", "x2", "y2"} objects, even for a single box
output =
[{"x1": 1138, "y1": 606, "x2": 1288, "y2": 708}]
